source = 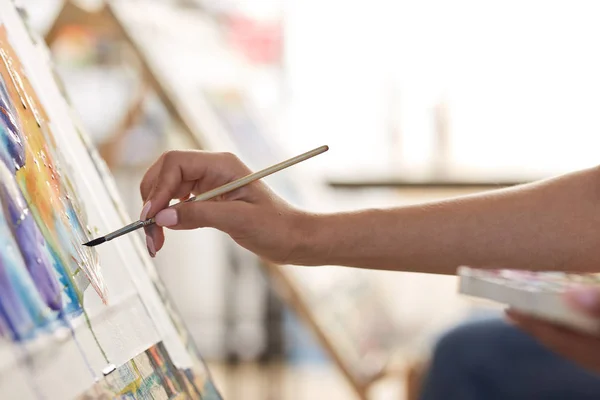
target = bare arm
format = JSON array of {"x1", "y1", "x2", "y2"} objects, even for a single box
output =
[
  {"x1": 293, "y1": 166, "x2": 600, "y2": 274},
  {"x1": 139, "y1": 153, "x2": 600, "y2": 376},
  {"x1": 139, "y1": 151, "x2": 600, "y2": 275}
]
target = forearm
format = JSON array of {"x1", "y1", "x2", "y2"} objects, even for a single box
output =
[{"x1": 294, "y1": 166, "x2": 600, "y2": 274}]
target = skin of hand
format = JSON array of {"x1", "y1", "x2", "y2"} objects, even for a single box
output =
[
  {"x1": 140, "y1": 150, "x2": 600, "y2": 376},
  {"x1": 139, "y1": 150, "x2": 310, "y2": 263},
  {"x1": 140, "y1": 150, "x2": 600, "y2": 275},
  {"x1": 505, "y1": 286, "x2": 600, "y2": 375}
]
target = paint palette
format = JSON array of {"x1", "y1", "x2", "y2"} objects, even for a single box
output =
[{"x1": 458, "y1": 267, "x2": 600, "y2": 334}]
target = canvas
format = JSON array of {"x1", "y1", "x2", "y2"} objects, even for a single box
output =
[{"x1": 0, "y1": 2, "x2": 221, "y2": 399}]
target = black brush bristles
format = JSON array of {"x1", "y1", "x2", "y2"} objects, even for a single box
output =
[{"x1": 83, "y1": 237, "x2": 106, "y2": 247}]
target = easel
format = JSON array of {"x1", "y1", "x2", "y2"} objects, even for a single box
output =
[
  {"x1": 43, "y1": 2, "x2": 410, "y2": 398},
  {"x1": 43, "y1": 0, "x2": 206, "y2": 169},
  {"x1": 262, "y1": 262, "x2": 409, "y2": 399}
]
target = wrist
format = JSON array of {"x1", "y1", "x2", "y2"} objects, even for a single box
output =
[
  {"x1": 288, "y1": 208, "x2": 387, "y2": 268},
  {"x1": 286, "y1": 211, "x2": 332, "y2": 266}
]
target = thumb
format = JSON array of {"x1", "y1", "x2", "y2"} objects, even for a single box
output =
[
  {"x1": 564, "y1": 286, "x2": 600, "y2": 318},
  {"x1": 154, "y1": 200, "x2": 250, "y2": 233}
]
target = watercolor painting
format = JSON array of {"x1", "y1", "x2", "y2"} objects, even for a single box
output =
[
  {"x1": 0, "y1": 25, "x2": 105, "y2": 343},
  {"x1": 71, "y1": 64, "x2": 221, "y2": 399},
  {"x1": 0, "y1": 160, "x2": 61, "y2": 341},
  {"x1": 1, "y1": 29, "x2": 106, "y2": 303},
  {"x1": 0, "y1": 4, "x2": 222, "y2": 398},
  {"x1": 78, "y1": 342, "x2": 221, "y2": 400}
]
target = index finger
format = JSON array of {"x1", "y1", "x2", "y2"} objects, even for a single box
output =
[
  {"x1": 140, "y1": 152, "x2": 166, "y2": 204},
  {"x1": 564, "y1": 286, "x2": 600, "y2": 318},
  {"x1": 506, "y1": 309, "x2": 600, "y2": 371},
  {"x1": 144, "y1": 150, "x2": 248, "y2": 219}
]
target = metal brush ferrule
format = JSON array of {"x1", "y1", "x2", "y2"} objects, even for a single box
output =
[{"x1": 105, "y1": 219, "x2": 154, "y2": 242}]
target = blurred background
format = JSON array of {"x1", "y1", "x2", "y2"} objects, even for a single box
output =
[{"x1": 16, "y1": 0, "x2": 600, "y2": 398}]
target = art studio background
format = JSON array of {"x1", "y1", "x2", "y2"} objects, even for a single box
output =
[{"x1": 18, "y1": 0, "x2": 600, "y2": 398}]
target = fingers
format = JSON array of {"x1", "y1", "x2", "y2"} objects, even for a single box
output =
[
  {"x1": 154, "y1": 199, "x2": 252, "y2": 233},
  {"x1": 139, "y1": 150, "x2": 252, "y2": 257},
  {"x1": 506, "y1": 309, "x2": 600, "y2": 373},
  {"x1": 140, "y1": 152, "x2": 165, "y2": 203},
  {"x1": 564, "y1": 286, "x2": 600, "y2": 318},
  {"x1": 139, "y1": 153, "x2": 167, "y2": 256},
  {"x1": 507, "y1": 309, "x2": 583, "y2": 351},
  {"x1": 141, "y1": 201, "x2": 164, "y2": 257},
  {"x1": 142, "y1": 151, "x2": 248, "y2": 219},
  {"x1": 140, "y1": 154, "x2": 195, "y2": 205},
  {"x1": 143, "y1": 225, "x2": 164, "y2": 257}
]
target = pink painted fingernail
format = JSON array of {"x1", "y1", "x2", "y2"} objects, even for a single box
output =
[
  {"x1": 155, "y1": 209, "x2": 178, "y2": 227},
  {"x1": 569, "y1": 287, "x2": 599, "y2": 309},
  {"x1": 140, "y1": 201, "x2": 151, "y2": 220},
  {"x1": 146, "y1": 235, "x2": 156, "y2": 258}
]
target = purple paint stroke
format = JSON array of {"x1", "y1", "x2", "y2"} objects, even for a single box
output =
[
  {"x1": 0, "y1": 210, "x2": 52, "y2": 341},
  {"x1": 0, "y1": 161, "x2": 62, "y2": 310},
  {"x1": 0, "y1": 257, "x2": 33, "y2": 340}
]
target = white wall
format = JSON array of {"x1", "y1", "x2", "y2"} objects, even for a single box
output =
[{"x1": 283, "y1": 0, "x2": 600, "y2": 178}]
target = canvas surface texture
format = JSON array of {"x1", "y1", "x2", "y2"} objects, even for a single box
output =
[{"x1": 0, "y1": 2, "x2": 221, "y2": 399}]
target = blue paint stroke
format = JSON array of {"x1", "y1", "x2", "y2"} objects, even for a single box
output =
[
  {"x1": 64, "y1": 205, "x2": 103, "y2": 294},
  {"x1": 0, "y1": 161, "x2": 62, "y2": 311},
  {"x1": 47, "y1": 244, "x2": 82, "y2": 317},
  {"x1": 0, "y1": 207, "x2": 55, "y2": 341},
  {"x1": 35, "y1": 123, "x2": 105, "y2": 302},
  {"x1": 52, "y1": 214, "x2": 89, "y2": 303}
]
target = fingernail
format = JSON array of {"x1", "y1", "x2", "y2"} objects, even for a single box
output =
[
  {"x1": 140, "y1": 201, "x2": 151, "y2": 220},
  {"x1": 146, "y1": 235, "x2": 156, "y2": 258},
  {"x1": 568, "y1": 287, "x2": 599, "y2": 309},
  {"x1": 155, "y1": 209, "x2": 178, "y2": 227}
]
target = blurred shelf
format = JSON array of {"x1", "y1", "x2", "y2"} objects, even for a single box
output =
[{"x1": 327, "y1": 177, "x2": 533, "y2": 190}]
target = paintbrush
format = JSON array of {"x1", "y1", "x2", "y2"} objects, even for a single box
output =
[{"x1": 83, "y1": 145, "x2": 329, "y2": 247}]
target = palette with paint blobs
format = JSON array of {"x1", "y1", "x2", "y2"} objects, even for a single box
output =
[{"x1": 458, "y1": 267, "x2": 600, "y2": 333}]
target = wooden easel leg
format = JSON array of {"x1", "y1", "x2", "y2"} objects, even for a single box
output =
[{"x1": 43, "y1": 0, "x2": 68, "y2": 45}]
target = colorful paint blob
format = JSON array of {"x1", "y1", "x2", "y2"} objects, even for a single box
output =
[
  {"x1": 0, "y1": 196, "x2": 55, "y2": 341},
  {"x1": 0, "y1": 26, "x2": 107, "y2": 342},
  {"x1": 0, "y1": 160, "x2": 62, "y2": 311},
  {"x1": 0, "y1": 14, "x2": 222, "y2": 399},
  {"x1": 0, "y1": 27, "x2": 106, "y2": 311},
  {"x1": 0, "y1": 73, "x2": 24, "y2": 171},
  {"x1": 77, "y1": 342, "x2": 222, "y2": 400}
]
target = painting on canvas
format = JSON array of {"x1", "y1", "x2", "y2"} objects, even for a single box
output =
[{"x1": 0, "y1": 2, "x2": 221, "y2": 399}]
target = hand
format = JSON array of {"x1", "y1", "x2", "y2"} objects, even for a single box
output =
[
  {"x1": 505, "y1": 286, "x2": 600, "y2": 374},
  {"x1": 139, "y1": 150, "x2": 311, "y2": 263}
]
